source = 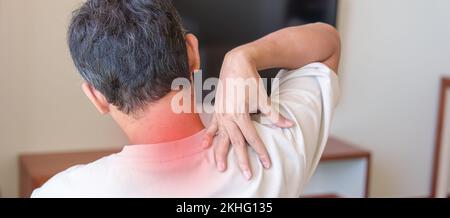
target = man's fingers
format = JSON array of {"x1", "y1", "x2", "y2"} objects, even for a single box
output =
[
  {"x1": 202, "y1": 116, "x2": 219, "y2": 149},
  {"x1": 257, "y1": 85, "x2": 293, "y2": 128},
  {"x1": 213, "y1": 130, "x2": 230, "y2": 172},
  {"x1": 261, "y1": 105, "x2": 295, "y2": 128},
  {"x1": 223, "y1": 120, "x2": 252, "y2": 180},
  {"x1": 233, "y1": 139, "x2": 252, "y2": 180},
  {"x1": 236, "y1": 116, "x2": 271, "y2": 169},
  {"x1": 270, "y1": 113, "x2": 294, "y2": 128}
]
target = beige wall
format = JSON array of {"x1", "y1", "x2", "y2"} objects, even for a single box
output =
[
  {"x1": 1, "y1": 0, "x2": 450, "y2": 197},
  {"x1": 335, "y1": 0, "x2": 450, "y2": 197},
  {"x1": 0, "y1": 0, "x2": 127, "y2": 197}
]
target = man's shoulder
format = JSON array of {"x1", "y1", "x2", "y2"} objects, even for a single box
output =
[{"x1": 31, "y1": 154, "x2": 118, "y2": 198}]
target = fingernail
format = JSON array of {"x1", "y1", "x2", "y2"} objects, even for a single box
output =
[
  {"x1": 218, "y1": 162, "x2": 226, "y2": 172},
  {"x1": 285, "y1": 120, "x2": 295, "y2": 127},
  {"x1": 262, "y1": 159, "x2": 271, "y2": 169},
  {"x1": 243, "y1": 170, "x2": 252, "y2": 180}
]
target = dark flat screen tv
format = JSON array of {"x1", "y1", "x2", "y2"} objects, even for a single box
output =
[{"x1": 173, "y1": 0, "x2": 338, "y2": 78}]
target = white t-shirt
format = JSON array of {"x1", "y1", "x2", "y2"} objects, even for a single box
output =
[{"x1": 31, "y1": 63, "x2": 339, "y2": 198}]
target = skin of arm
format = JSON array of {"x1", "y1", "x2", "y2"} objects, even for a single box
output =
[
  {"x1": 230, "y1": 22, "x2": 341, "y2": 73},
  {"x1": 203, "y1": 22, "x2": 341, "y2": 179}
]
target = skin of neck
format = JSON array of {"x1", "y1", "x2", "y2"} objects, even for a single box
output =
[
  {"x1": 82, "y1": 34, "x2": 203, "y2": 145},
  {"x1": 110, "y1": 90, "x2": 205, "y2": 145}
]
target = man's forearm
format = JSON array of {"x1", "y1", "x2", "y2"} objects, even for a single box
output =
[{"x1": 230, "y1": 23, "x2": 341, "y2": 73}]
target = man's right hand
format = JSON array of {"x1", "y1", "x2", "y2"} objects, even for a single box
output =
[{"x1": 202, "y1": 47, "x2": 294, "y2": 180}]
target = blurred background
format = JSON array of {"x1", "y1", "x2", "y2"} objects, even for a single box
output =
[{"x1": 1, "y1": 0, "x2": 450, "y2": 198}]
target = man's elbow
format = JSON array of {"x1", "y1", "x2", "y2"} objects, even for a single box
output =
[
  {"x1": 314, "y1": 22, "x2": 341, "y2": 72},
  {"x1": 315, "y1": 22, "x2": 340, "y2": 50}
]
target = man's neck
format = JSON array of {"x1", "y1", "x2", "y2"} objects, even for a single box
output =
[{"x1": 114, "y1": 91, "x2": 205, "y2": 145}]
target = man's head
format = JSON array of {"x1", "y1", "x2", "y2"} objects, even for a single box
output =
[{"x1": 68, "y1": 0, "x2": 200, "y2": 116}]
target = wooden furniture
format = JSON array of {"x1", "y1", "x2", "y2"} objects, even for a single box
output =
[
  {"x1": 303, "y1": 137, "x2": 371, "y2": 198},
  {"x1": 19, "y1": 137, "x2": 371, "y2": 198},
  {"x1": 431, "y1": 78, "x2": 450, "y2": 198}
]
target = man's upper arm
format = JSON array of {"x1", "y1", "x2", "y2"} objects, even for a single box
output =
[{"x1": 270, "y1": 63, "x2": 340, "y2": 181}]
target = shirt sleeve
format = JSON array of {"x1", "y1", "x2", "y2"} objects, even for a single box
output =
[{"x1": 262, "y1": 62, "x2": 340, "y2": 185}]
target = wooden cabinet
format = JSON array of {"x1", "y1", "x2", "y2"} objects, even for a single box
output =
[
  {"x1": 303, "y1": 158, "x2": 371, "y2": 197},
  {"x1": 303, "y1": 137, "x2": 371, "y2": 198}
]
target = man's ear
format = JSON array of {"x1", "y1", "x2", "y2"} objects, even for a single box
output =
[
  {"x1": 81, "y1": 82, "x2": 110, "y2": 115},
  {"x1": 185, "y1": 33, "x2": 200, "y2": 74}
]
